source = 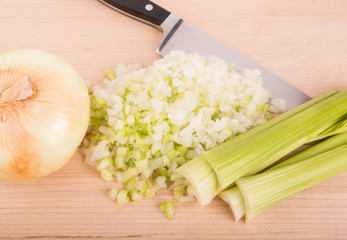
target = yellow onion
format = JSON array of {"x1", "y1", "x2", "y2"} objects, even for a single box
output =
[{"x1": 0, "y1": 49, "x2": 90, "y2": 180}]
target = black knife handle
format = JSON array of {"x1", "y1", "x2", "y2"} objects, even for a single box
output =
[{"x1": 100, "y1": 0, "x2": 171, "y2": 26}]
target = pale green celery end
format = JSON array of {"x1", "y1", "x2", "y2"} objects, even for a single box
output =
[
  {"x1": 209, "y1": 90, "x2": 347, "y2": 190},
  {"x1": 175, "y1": 154, "x2": 219, "y2": 206},
  {"x1": 218, "y1": 187, "x2": 245, "y2": 221},
  {"x1": 237, "y1": 144, "x2": 347, "y2": 222},
  {"x1": 271, "y1": 132, "x2": 347, "y2": 171}
]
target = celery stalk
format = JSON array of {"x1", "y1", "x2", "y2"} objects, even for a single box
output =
[
  {"x1": 208, "y1": 90, "x2": 347, "y2": 190},
  {"x1": 270, "y1": 131, "x2": 347, "y2": 170},
  {"x1": 219, "y1": 131, "x2": 347, "y2": 221},
  {"x1": 218, "y1": 187, "x2": 244, "y2": 221},
  {"x1": 311, "y1": 118, "x2": 347, "y2": 141},
  {"x1": 248, "y1": 118, "x2": 347, "y2": 176},
  {"x1": 175, "y1": 90, "x2": 339, "y2": 205},
  {"x1": 244, "y1": 121, "x2": 340, "y2": 177},
  {"x1": 237, "y1": 143, "x2": 347, "y2": 222},
  {"x1": 174, "y1": 155, "x2": 219, "y2": 206}
]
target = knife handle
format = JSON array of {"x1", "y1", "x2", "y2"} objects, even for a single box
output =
[{"x1": 99, "y1": 0, "x2": 170, "y2": 26}]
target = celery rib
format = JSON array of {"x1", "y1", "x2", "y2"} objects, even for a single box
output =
[
  {"x1": 270, "y1": 131, "x2": 347, "y2": 170},
  {"x1": 218, "y1": 187, "x2": 244, "y2": 221},
  {"x1": 237, "y1": 143, "x2": 347, "y2": 222},
  {"x1": 175, "y1": 155, "x2": 219, "y2": 206},
  {"x1": 219, "y1": 131, "x2": 347, "y2": 221},
  {"x1": 208, "y1": 90, "x2": 347, "y2": 190},
  {"x1": 176, "y1": 90, "x2": 339, "y2": 205},
  {"x1": 312, "y1": 118, "x2": 347, "y2": 141}
]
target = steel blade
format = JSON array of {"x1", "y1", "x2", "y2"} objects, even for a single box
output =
[{"x1": 157, "y1": 14, "x2": 311, "y2": 109}]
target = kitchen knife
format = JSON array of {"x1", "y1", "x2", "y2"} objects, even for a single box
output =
[{"x1": 99, "y1": 0, "x2": 311, "y2": 109}]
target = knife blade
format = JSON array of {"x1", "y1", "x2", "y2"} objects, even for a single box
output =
[{"x1": 99, "y1": 0, "x2": 311, "y2": 109}]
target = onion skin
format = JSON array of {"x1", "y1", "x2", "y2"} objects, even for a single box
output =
[{"x1": 0, "y1": 49, "x2": 90, "y2": 180}]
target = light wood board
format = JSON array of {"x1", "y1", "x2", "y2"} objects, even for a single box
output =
[{"x1": 0, "y1": 0, "x2": 347, "y2": 239}]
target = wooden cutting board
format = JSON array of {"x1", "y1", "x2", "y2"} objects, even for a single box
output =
[{"x1": 1, "y1": 0, "x2": 347, "y2": 239}]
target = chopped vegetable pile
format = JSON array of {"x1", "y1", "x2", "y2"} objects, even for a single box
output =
[
  {"x1": 176, "y1": 89, "x2": 347, "y2": 221},
  {"x1": 81, "y1": 51, "x2": 285, "y2": 218}
]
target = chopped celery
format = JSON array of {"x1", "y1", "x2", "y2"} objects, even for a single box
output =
[
  {"x1": 116, "y1": 190, "x2": 129, "y2": 204},
  {"x1": 124, "y1": 178, "x2": 137, "y2": 191},
  {"x1": 173, "y1": 184, "x2": 186, "y2": 202},
  {"x1": 117, "y1": 147, "x2": 128, "y2": 156},
  {"x1": 156, "y1": 167, "x2": 170, "y2": 179},
  {"x1": 159, "y1": 201, "x2": 175, "y2": 220},
  {"x1": 97, "y1": 157, "x2": 112, "y2": 171},
  {"x1": 129, "y1": 189, "x2": 143, "y2": 202},
  {"x1": 114, "y1": 156, "x2": 125, "y2": 170},
  {"x1": 82, "y1": 51, "x2": 290, "y2": 211},
  {"x1": 156, "y1": 176, "x2": 167, "y2": 188},
  {"x1": 115, "y1": 171, "x2": 123, "y2": 183},
  {"x1": 141, "y1": 167, "x2": 154, "y2": 178},
  {"x1": 237, "y1": 142, "x2": 347, "y2": 222},
  {"x1": 135, "y1": 180, "x2": 149, "y2": 194},
  {"x1": 143, "y1": 182, "x2": 159, "y2": 198},
  {"x1": 100, "y1": 169, "x2": 113, "y2": 182},
  {"x1": 107, "y1": 188, "x2": 119, "y2": 201},
  {"x1": 122, "y1": 167, "x2": 139, "y2": 183},
  {"x1": 95, "y1": 97, "x2": 106, "y2": 107},
  {"x1": 103, "y1": 68, "x2": 116, "y2": 80},
  {"x1": 135, "y1": 158, "x2": 148, "y2": 172},
  {"x1": 175, "y1": 90, "x2": 339, "y2": 205}
]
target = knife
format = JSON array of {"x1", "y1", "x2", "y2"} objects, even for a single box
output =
[{"x1": 98, "y1": 0, "x2": 311, "y2": 109}]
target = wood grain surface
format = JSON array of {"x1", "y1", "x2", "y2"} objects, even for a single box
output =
[{"x1": 1, "y1": 0, "x2": 347, "y2": 239}]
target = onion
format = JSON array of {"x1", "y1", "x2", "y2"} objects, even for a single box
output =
[{"x1": 0, "y1": 49, "x2": 90, "y2": 180}]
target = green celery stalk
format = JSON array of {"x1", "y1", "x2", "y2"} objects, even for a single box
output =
[
  {"x1": 175, "y1": 90, "x2": 339, "y2": 205},
  {"x1": 244, "y1": 121, "x2": 342, "y2": 177},
  {"x1": 219, "y1": 131, "x2": 347, "y2": 221},
  {"x1": 270, "y1": 131, "x2": 347, "y2": 170},
  {"x1": 236, "y1": 142, "x2": 347, "y2": 222},
  {"x1": 207, "y1": 90, "x2": 347, "y2": 190},
  {"x1": 247, "y1": 117, "x2": 347, "y2": 176},
  {"x1": 311, "y1": 118, "x2": 347, "y2": 141}
]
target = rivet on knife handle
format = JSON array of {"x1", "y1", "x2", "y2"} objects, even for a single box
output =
[{"x1": 99, "y1": 0, "x2": 170, "y2": 27}]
